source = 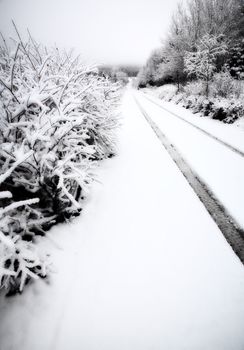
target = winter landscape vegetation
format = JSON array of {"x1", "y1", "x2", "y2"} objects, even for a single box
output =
[{"x1": 0, "y1": 0, "x2": 244, "y2": 349}]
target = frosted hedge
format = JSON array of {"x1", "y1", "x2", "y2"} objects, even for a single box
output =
[{"x1": 0, "y1": 29, "x2": 120, "y2": 295}]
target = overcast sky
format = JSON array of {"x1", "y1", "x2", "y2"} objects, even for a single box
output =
[{"x1": 0, "y1": 0, "x2": 181, "y2": 65}]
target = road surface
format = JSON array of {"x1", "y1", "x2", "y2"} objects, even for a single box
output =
[{"x1": 134, "y1": 92, "x2": 244, "y2": 263}]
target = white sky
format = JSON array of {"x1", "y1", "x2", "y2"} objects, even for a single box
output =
[{"x1": 0, "y1": 0, "x2": 181, "y2": 65}]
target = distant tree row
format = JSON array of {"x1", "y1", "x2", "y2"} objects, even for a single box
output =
[
  {"x1": 99, "y1": 65, "x2": 140, "y2": 84},
  {"x1": 137, "y1": 0, "x2": 244, "y2": 89}
]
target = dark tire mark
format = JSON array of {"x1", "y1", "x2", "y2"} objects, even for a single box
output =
[
  {"x1": 140, "y1": 92, "x2": 244, "y2": 159},
  {"x1": 134, "y1": 95, "x2": 244, "y2": 265}
]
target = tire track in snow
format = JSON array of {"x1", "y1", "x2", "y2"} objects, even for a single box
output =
[
  {"x1": 140, "y1": 92, "x2": 244, "y2": 159},
  {"x1": 134, "y1": 95, "x2": 244, "y2": 265}
]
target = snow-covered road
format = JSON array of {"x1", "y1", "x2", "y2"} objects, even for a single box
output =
[
  {"x1": 136, "y1": 91, "x2": 244, "y2": 231},
  {"x1": 1, "y1": 88, "x2": 244, "y2": 350},
  {"x1": 134, "y1": 91, "x2": 244, "y2": 263}
]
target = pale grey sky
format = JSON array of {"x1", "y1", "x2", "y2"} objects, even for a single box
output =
[{"x1": 0, "y1": 0, "x2": 181, "y2": 65}]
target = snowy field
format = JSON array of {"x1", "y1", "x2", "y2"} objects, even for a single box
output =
[{"x1": 0, "y1": 88, "x2": 244, "y2": 350}]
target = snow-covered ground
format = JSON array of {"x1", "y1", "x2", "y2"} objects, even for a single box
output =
[
  {"x1": 1, "y1": 88, "x2": 244, "y2": 350},
  {"x1": 143, "y1": 82, "x2": 244, "y2": 131},
  {"x1": 143, "y1": 88, "x2": 244, "y2": 150},
  {"x1": 137, "y1": 91, "x2": 244, "y2": 229}
]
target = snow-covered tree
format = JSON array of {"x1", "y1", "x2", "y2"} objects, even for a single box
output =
[
  {"x1": 185, "y1": 34, "x2": 227, "y2": 96},
  {"x1": 136, "y1": 0, "x2": 243, "y2": 88},
  {"x1": 226, "y1": 39, "x2": 244, "y2": 79},
  {"x1": 137, "y1": 48, "x2": 166, "y2": 87}
]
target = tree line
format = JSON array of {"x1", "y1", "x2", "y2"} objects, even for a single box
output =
[
  {"x1": 137, "y1": 0, "x2": 244, "y2": 91},
  {"x1": 99, "y1": 65, "x2": 140, "y2": 84}
]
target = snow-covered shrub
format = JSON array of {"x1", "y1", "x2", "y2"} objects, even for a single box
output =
[
  {"x1": 151, "y1": 81, "x2": 244, "y2": 124},
  {"x1": 183, "y1": 96, "x2": 212, "y2": 115},
  {"x1": 0, "y1": 28, "x2": 120, "y2": 294},
  {"x1": 211, "y1": 71, "x2": 236, "y2": 98},
  {"x1": 0, "y1": 155, "x2": 48, "y2": 295},
  {"x1": 157, "y1": 84, "x2": 178, "y2": 101},
  {"x1": 180, "y1": 96, "x2": 243, "y2": 123},
  {"x1": 211, "y1": 99, "x2": 244, "y2": 123},
  {"x1": 142, "y1": 84, "x2": 177, "y2": 101},
  {"x1": 183, "y1": 80, "x2": 206, "y2": 97}
]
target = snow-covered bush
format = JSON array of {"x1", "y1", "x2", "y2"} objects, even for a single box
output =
[
  {"x1": 0, "y1": 28, "x2": 120, "y2": 294},
  {"x1": 150, "y1": 81, "x2": 244, "y2": 124},
  {"x1": 183, "y1": 80, "x2": 206, "y2": 97},
  {"x1": 0, "y1": 155, "x2": 48, "y2": 295},
  {"x1": 211, "y1": 71, "x2": 236, "y2": 98},
  {"x1": 143, "y1": 84, "x2": 177, "y2": 101},
  {"x1": 157, "y1": 84, "x2": 178, "y2": 100},
  {"x1": 180, "y1": 95, "x2": 243, "y2": 123},
  {"x1": 211, "y1": 98, "x2": 244, "y2": 123}
]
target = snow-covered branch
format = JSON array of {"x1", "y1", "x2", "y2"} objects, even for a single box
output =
[{"x1": 0, "y1": 198, "x2": 39, "y2": 217}]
